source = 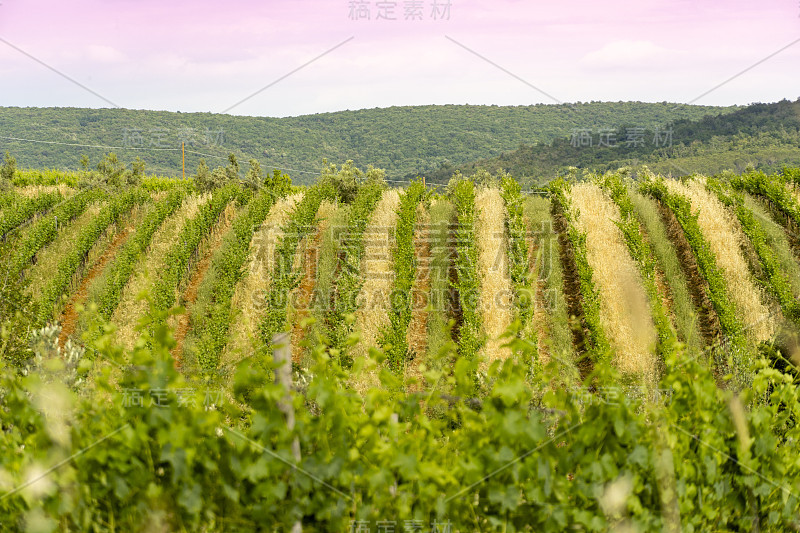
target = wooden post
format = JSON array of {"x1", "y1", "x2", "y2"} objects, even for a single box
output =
[
  {"x1": 423, "y1": 176, "x2": 426, "y2": 188},
  {"x1": 182, "y1": 142, "x2": 185, "y2": 180},
  {"x1": 272, "y1": 332, "x2": 302, "y2": 533}
]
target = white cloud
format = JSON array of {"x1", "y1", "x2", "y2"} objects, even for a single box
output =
[{"x1": 580, "y1": 40, "x2": 679, "y2": 68}]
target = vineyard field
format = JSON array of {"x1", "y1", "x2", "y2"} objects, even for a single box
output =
[{"x1": 2, "y1": 165, "x2": 800, "y2": 531}]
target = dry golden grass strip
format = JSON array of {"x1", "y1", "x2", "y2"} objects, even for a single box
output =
[
  {"x1": 666, "y1": 179, "x2": 776, "y2": 343},
  {"x1": 351, "y1": 189, "x2": 401, "y2": 394},
  {"x1": 112, "y1": 193, "x2": 210, "y2": 350},
  {"x1": 289, "y1": 200, "x2": 337, "y2": 364},
  {"x1": 25, "y1": 202, "x2": 105, "y2": 296},
  {"x1": 475, "y1": 187, "x2": 513, "y2": 367},
  {"x1": 405, "y1": 203, "x2": 431, "y2": 387},
  {"x1": 570, "y1": 183, "x2": 657, "y2": 380},
  {"x1": 221, "y1": 194, "x2": 302, "y2": 367},
  {"x1": 16, "y1": 184, "x2": 73, "y2": 198}
]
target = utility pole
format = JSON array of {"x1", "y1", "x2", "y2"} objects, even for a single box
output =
[{"x1": 182, "y1": 142, "x2": 185, "y2": 180}]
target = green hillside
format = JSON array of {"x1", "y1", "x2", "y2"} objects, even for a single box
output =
[
  {"x1": 436, "y1": 99, "x2": 800, "y2": 187},
  {"x1": 0, "y1": 102, "x2": 737, "y2": 184}
]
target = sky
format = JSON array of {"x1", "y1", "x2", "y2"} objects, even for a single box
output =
[{"x1": 0, "y1": 0, "x2": 798, "y2": 117}]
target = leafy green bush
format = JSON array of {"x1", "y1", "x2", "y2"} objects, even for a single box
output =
[
  {"x1": 0, "y1": 191, "x2": 63, "y2": 240},
  {"x1": 782, "y1": 165, "x2": 800, "y2": 186},
  {"x1": 380, "y1": 180, "x2": 426, "y2": 373},
  {"x1": 193, "y1": 155, "x2": 243, "y2": 193},
  {"x1": 0, "y1": 151, "x2": 16, "y2": 184},
  {"x1": 0, "y1": 189, "x2": 19, "y2": 210},
  {"x1": 731, "y1": 170, "x2": 800, "y2": 230},
  {"x1": 11, "y1": 168, "x2": 80, "y2": 187},
  {"x1": 0, "y1": 246, "x2": 38, "y2": 369},
  {"x1": 318, "y1": 160, "x2": 386, "y2": 204},
  {"x1": 450, "y1": 178, "x2": 485, "y2": 362},
  {"x1": 2, "y1": 300, "x2": 800, "y2": 530},
  {"x1": 94, "y1": 152, "x2": 141, "y2": 187},
  {"x1": 426, "y1": 199, "x2": 455, "y2": 364},
  {"x1": 500, "y1": 175, "x2": 538, "y2": 355},
  {"x1": 193, "y1": 159, "x2": 213, "y2": 192}
]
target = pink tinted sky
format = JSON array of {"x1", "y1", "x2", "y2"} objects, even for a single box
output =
[{"x1": 0, "y1": 0, "x2": 798, "y2": 116}]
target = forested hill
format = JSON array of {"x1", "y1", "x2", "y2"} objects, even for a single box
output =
[
  {"x1": 0, "y1": 102, "x2": 736, "y2": 184},
  {"x1": 432, "y1": 99, "x2": 800, "y2": 187}
]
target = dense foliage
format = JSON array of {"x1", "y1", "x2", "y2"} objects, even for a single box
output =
[
  {"x1": 500, "y1": 175, "x2": 539, "y2": 361},
  {"x1": 0, "y1": 245, "x2": 38, "y2": 368},
  {"x1": 731, "y1": 170, "x2": 800, "y2": 230},
  {"x1": 432, "y1": 99, "x2": 800, "y2": 187},
  {"x1": 0, "y1": 190, "x2": 20, "y2": 209},
  {"x1": 1, "y1": 151, "x2": 16, "y2": 184},
  {"x1": 325, "y1": 178, "x2": 385, "y2": 363},
  {"x1": 0, "y1": 191, "x2": 62, "y2": 239},
  {"x1": 7, "y1": 189, "x2": 105, "y2": 278},
  {"x1": 4, "y1": 168, "x2": 800, "y2": 531},
  {"x1": 450, "y1": 178, "x2": 485, "y2": 362},
  {"x1": 2, "y1": 310, "x2": 800, "y2": 530}
]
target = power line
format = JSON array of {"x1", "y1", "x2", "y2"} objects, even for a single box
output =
[
  {"x1": 0, "y1": 135, "x2": 179, "y2": 152},
  {"x1": 0, "y1": 134, "x2": 497, "y2": 186},
  {"x1": 0, "y1": 134, "x2": 320, "y2": 176}
]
